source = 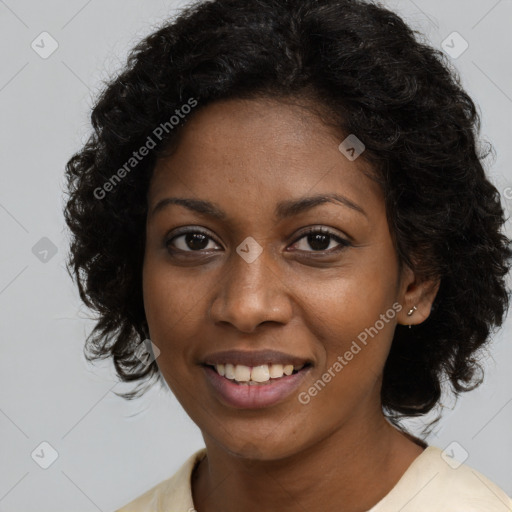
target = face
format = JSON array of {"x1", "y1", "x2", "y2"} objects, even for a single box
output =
[{"x1": 143, "y1": 97, "x2": 426, "y2": 461}]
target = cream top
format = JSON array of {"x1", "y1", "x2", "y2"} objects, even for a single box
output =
[{"x1": 116, "y1": 445, "x2": 512, "y2": 511}]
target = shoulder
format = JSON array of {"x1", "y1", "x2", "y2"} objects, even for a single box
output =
[
  {"x1": 114, "y1": 447, "x2": 206, "y2": 512},
  {"x1": 371, "y1": 445, "x2": 512, "y2": 512}
]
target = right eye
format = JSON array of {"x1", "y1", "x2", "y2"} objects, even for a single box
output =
[{"x1": 165, "y1": 228, "x2": 222, "y2": 253}]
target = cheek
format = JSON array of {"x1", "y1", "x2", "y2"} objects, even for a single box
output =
[
  {"x1": 143, "y1": 254, "x2": 207, "y2": 324},
  {"x1": 142, "y1": 261, "x2": 205, "y2": 376},
  {"x1": 304, "y1": 287, "x2": 396, "y2": 370},
  {"x1": 296, "y1": 257, "x2": 399, "y2": 374},
  {"x1": 298, "y1": 291, "x2": 398, "y2": 420}
]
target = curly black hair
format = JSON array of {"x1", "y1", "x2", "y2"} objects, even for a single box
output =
[{"x1": 63, "y1": 0, "x2": 511, "y2": 430}]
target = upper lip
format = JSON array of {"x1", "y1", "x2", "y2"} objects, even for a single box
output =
[{"x1": 202, "y1": 349, "x2": 312, "y2": 368}]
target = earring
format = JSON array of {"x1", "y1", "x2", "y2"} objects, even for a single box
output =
[
  {"x1": 407, "y1": 306, "x2": 417, "y2": 316},
  {"x1": 407, "y1": 305, "x2": 417, "y2": 329}
]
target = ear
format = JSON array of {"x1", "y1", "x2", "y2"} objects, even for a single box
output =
[{"x1": 396, "y1": 265, "x2": 440, "y2": 327}]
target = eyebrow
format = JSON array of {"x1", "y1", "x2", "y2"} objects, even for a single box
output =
[{"x1": 149, "y1": 192, "x2": 367, "y2": 221}]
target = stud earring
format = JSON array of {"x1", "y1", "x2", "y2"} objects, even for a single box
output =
[{"x1": 407, "y1": 305, "x2": 417, "y2": 329}]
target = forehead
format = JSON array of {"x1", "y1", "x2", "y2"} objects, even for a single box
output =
[{"x1": 148, "y1": 97, "x2": 383, "y2": 220}]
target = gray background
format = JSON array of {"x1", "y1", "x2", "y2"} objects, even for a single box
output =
[{"x1": 0, "y1": 1, "x2": 511, "y2": 511}]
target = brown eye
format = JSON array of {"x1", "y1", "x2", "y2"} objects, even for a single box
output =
[
  {"x1": 291, "y1": 227, "x2": 351, "y2": 253},
  {"x1": 166, "y1": 229, "x2": 221, "y2": 252}
]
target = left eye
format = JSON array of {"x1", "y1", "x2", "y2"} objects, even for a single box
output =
[{"x1": 291, "y1": 228, "x2": 350, "y2": 253}]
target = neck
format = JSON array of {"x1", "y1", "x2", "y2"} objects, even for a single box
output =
[{"x1": 192, "y1": 412, "x2": 425, "y2": 512}]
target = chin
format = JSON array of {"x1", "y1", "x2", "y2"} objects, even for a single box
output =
[{"x1": 210, "y1": 429, "x2": 310, "y2": 463}]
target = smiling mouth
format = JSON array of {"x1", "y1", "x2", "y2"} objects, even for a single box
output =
[{"x1": 204, "y1": 362, "x2": 311, "y2": 385}]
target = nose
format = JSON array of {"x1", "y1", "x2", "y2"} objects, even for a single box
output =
[{"x1": 208, "y1": 247, "x2": 293, "y2": 333}]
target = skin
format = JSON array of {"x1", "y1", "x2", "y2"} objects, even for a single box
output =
[{"x1": 142, "y1": 97, "x2": 439, "y2": 512}]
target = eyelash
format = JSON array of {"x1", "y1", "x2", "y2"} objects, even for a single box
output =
[{"x1": 165, "y1": 226, "x2": 351, "y2": 256}]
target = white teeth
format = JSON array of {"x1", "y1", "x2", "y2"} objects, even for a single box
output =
[
  {"x1": 251, "y1": 365, "x2": 270, "y2": 382},
  {"x1": 269, "y1": 364, "x2": 284, "y2": 378},
  {"x1": 212, "y1": 362, "x2": 306, "y2": 383},
  {"x1": 234, "y1": 364, "x2": 251, "y2": 382},
  {"x1": 225, "y1": 363, "x2": 235, "y2": 379}
]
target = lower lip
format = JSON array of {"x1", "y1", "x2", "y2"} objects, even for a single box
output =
[{"x1": 202, "y1": 365, "x2": 311, "y2": 409}]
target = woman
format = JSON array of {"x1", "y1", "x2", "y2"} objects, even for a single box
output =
[{"x1": 63, "y1": 0, "x2": 512, "y2": 510}]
